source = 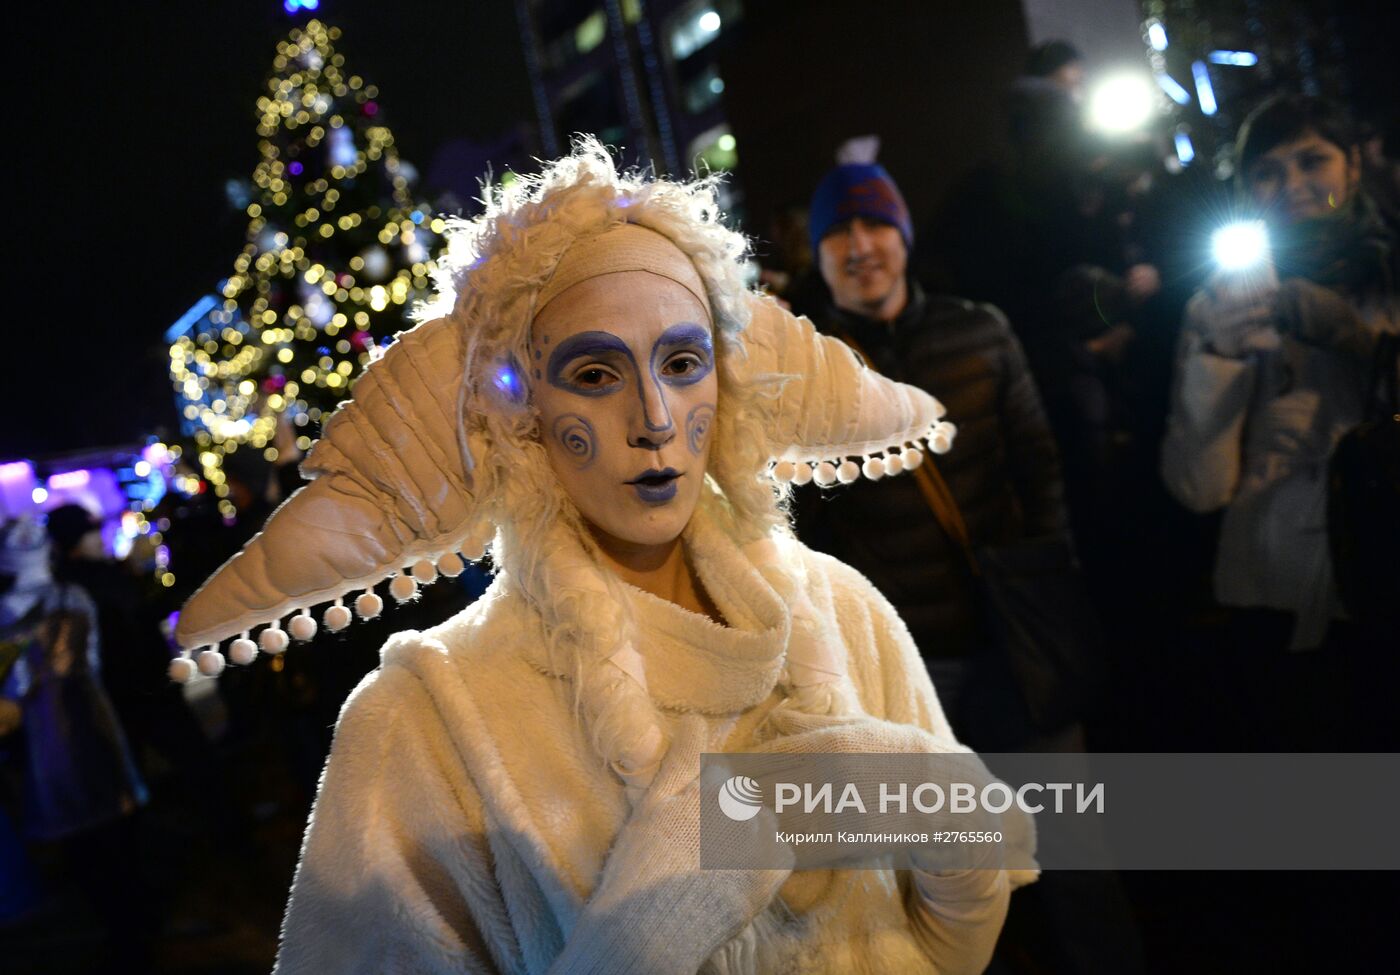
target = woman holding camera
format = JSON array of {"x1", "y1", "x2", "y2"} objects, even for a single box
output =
[{"x1": 1161, "y1": 94, "x2": 1397, "y2": 745}]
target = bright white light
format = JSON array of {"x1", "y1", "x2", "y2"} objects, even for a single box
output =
[
  {"x1": 1174, "y1": 132, "x2": 1196, "y2": 165},
  {"x1": 698, "y1": 10, "x2": 721, "y2": 32},
  {"x1": 1208, "y1": 50, "x2": 1258, "y2": 67},
  {"x1": 134, "y1": 461, "x2": 152, "y2": 478},
  {"x1": 1212, "y1": 221, "x2": 1270, "y2": 271},
  {"x1": 1147, "y1": 22, "x2": 1168, "y2": 51},
  {"x1": 1088, "y1": 74, "x2": 1155, "y2": 134},
  {"x1": 31, "y1": 486, "x2": 48, "y2": 504},
  {"x1": 1192, "y1": 61, "x2": 1218, "y2": 115},
  {"x1": 1155, "y1": 73, "x2": 1191, "y2": 106},
  {"x1": 717, "y1": 133, "x2": 736, "y2": 152}
]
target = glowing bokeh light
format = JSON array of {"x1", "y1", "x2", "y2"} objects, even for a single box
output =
[
  {"x1": 1212, "y1": 221, "x2": 1270, "y2": 271},
  {"x1": 1207, "y1": 50, "x2": 1258, "y2": 67},
  {"x1": 1174, "y1": 131, "x2": 1196, "y2": 165},
  {"x1": 48, "y1": 470, "x2": 92, "y2": 490},
  {"x1": 1192, "y1": 61, "x2": 1218, "y2": 115},
  {"x1": 1088, "y1": 73, "x2": 1155, "y2": 133},
  {"x1": 1155, "y1": 73, "x2": 1191, "y2": 106}
]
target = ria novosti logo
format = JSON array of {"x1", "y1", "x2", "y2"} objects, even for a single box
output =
[{"x1": 717, "y1": 775, "x2": 764, "y2": 821}]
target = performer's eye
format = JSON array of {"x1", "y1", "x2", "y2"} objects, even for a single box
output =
[
  {"x1": 657, "y1": 346, "x2": 712, "y2": 386},
  {"x1": 572, "y1": 364, "x2": 621, "y2": 390},
  {"x1": 662, "y1": 353, "x2": 702, "y2": 377}
]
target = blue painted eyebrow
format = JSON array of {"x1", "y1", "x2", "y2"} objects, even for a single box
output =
[
  {"x1": 546, "y1": 331, "x2": 635, "y2": 388},
  {"x1": 654, "y1": 322, "x2": 712, "y2": 353},
  {"x1": 652, "y1": 322, "x2": 714, "y2": 391}
]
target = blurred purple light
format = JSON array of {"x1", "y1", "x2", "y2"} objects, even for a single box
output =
[
  {"x1": 289, "y1": 161, "x2": 304, "y2": 175},
  {"x1": 0, "y1": 460, "x2": 32, "y2": 482},
  {"x1": 48, "y1": 469, "x2": 92, "y2": 490}
]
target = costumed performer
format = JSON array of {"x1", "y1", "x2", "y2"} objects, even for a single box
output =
[{"x1": 173, "y1": 138, "x2": 1038, "y2": 975}]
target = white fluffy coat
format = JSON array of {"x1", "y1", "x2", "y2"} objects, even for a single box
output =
[{"x1": 274, "y1": 522, "x2": 1010, "y2": 974}]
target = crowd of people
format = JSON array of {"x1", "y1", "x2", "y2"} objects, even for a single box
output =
[{"x1": 2, "y1": 39, "x2": 1396, "y2": 975}]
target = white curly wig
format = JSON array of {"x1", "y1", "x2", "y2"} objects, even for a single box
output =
[{"x1": 423, "y1": 135, "x2": 789, "y2": 546}]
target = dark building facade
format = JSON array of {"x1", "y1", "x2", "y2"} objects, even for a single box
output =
[
  {"x1": 718, "y1": 0, "x2": 1031, "y2": 260},
  {"x1": 515, "y1": 0, "x2": 743, "y2": 190},
  {"x1": 513, "y1": 0, "x2": 1034, "y2": 245}
]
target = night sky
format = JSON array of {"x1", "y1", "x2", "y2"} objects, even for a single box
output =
[
  {"x1": 5, "y1": 0, "x2": 531, "y2": 459},
  {"x1": 7, "y1": 1, "x2": 1396, "y2": 462}
]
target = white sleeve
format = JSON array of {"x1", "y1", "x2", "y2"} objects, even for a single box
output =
[
  {"x1": 1160, "y1": 295, "x2": 1258, "y2": 513},
  {"x1": 274, "y1": 665, "x2": 509, "y2": 975}
]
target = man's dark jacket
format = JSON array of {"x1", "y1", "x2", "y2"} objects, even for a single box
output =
[{"x1": 794, "y1": 284, "x2": 1068, "y2": 659}]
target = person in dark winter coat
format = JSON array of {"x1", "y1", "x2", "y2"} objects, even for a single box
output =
[
  {"x1": 794, "y1": 162, "x2": 1067, "y2": 687},
  {"x1": 793, "y1": 161, "x2": 1145, "y2": 975}
]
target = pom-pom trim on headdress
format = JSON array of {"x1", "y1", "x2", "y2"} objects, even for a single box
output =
[
  {"x1": 765, "y1": 421, "x2": 956, "y2": 488},
  {"x1": 167, "y1": 538, "x2": 493, "y2": 682}
]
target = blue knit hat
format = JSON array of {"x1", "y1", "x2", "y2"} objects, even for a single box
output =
[{"x1": 808, "y1": 163, "x2": 913, "y2": 255}]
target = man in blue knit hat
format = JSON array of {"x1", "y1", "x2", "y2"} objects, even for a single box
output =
[
  {"x1": 796, "y1": 160, "x2": 1145, "y2": 975},
  {"x1": 800, "y1": 158, "x2": 1070, "y2": 714},
  {"x1": 808, "y1": 163, "x2": 915, "y2": 324}
]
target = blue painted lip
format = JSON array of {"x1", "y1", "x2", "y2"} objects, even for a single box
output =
[{"x1": 628, "y1": 468, "x2": 680, "y2": 504}]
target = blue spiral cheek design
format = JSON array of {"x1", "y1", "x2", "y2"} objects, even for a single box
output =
[
  {"x1": 552, "y1": 414, "x2": 597, "y2": 469},
  {"x1": 685, "y1": 404, "x2": 715, "y2": 456}
]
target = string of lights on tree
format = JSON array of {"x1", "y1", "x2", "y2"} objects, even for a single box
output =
[{"x1": 170, "y1": 19, "x2": 444, "y2": 519}]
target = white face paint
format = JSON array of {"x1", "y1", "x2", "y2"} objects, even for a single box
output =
[{"x1": 530, "y1": 270, "x2": 717, "y2": 550}]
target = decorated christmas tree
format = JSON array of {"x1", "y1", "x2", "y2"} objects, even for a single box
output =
[{"x1": 169, "y1": 19, "x2": 442, "y2": 510}]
